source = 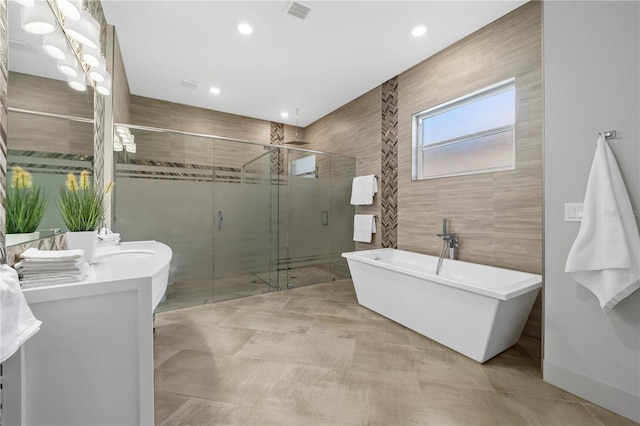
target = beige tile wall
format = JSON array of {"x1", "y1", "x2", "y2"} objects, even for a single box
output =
[
  {"x1": 127, "y1": 96, "x2": 275, "y2": 167},
  {"x1": 398, "y1": 1, "x2": 542, "y2": 339},
  {"x1": 8, "y1": 113, "x2": 94, "y2": 156},
  {"x1": 7, "y1": 72, "x2": 95, "y2": 156},
  {"x1": 305, "y1": 87, "x2": 382, "y2": 250},
  {"x1": 129, "y1": 95, "x2": 272, "y2": 142},
  {"x1": 8, "y1": 72, "x2": 94, "y2": 119},
  {"x1": 305, "y1": 2, "x2": 543, "y2": 339}
]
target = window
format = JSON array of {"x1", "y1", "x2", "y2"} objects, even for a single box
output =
[
  {"x1": 412, "y1": 79, "x2": 515, "y2": 180},
  {"x1": 289, "y1": 154, "x2": 317, "y2": 178}
]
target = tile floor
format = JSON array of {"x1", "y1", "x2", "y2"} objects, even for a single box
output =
[{"x1": 153, "y1": 280, "x2": 637, "y2": 426}]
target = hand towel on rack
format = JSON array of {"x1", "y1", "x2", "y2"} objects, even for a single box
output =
[
  {"x1": 565, "y1": 136, "x2": 640, "y2": 312},
  {"x1": 353, "y1": 214, "x2": 376, "y2": 243},
  {"x1": 1, "y1": 265, "x2": 42, "y2": 362},
  {"x1": 350, "y1": 175, "x2": 378, "y2": 205}
]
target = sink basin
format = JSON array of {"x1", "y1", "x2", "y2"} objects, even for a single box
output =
[
  {"x1": 93, "y1": 241, "x2": 172, "y2": 310},
  {"x1": 96, "y1": 249, "x2": 156, "y2": 262}
]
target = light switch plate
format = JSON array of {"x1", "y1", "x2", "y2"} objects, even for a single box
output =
[{"x1": 565, "y1": 203, "x2": 584, "y2": 222}]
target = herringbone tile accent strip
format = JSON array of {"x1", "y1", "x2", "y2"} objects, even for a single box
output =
[
  {"x1": 270, "y1": 122, "x2": 285, "y2": 175},
  {"x1": 381, "y1": 77, "x2": 398, "y2": 249},
  {"x1": 0, "y1": 0, "x2": 7, "y2": 266}
]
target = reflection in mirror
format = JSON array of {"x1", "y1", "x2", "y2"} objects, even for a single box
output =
[{"x1": 6, "y1": 0, "x2": 94, "y2": 246}]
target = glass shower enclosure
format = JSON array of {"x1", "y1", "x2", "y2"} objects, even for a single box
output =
[{"x1": 113, "y1": 125, "x2": 355, "y2": 311}]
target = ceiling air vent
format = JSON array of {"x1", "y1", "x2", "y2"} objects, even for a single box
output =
[
  {"x1": 180, "y1": 79, "x2": 200, "y2": 90},
  {"x1": 284, "y1": 1, "x2": 312, "y2": 20}
]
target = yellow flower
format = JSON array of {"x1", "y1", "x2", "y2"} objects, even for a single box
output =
[
  {"x1": 80, "y1": 170, "x2": 90, "y2": 190},
  {"x1": 11, "y1": 166, "x2": 33, "y2": 190},
  {"x1": 66, "y1": 172, "x2": 78, "y2": 191}
]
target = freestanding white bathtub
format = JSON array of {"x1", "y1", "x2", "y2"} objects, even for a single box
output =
[{"x1": 342, "y1": 248, "x2": 542, "y2": 363}]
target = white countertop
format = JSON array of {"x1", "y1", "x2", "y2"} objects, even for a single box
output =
[{"x1": 22, "y1": 241, "x2": 172, "y2": 310}]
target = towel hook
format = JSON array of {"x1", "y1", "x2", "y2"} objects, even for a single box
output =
[{"x1": 599, "y1": 130, "x2": 616, "y2": 140}]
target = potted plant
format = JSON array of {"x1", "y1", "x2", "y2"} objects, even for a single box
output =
[
  {"x1": 58, "y1": 170, "x2": 107, "y2": 262},
  {"x1": 6, "y1": 166, "x2": 47, "y2": 245}
]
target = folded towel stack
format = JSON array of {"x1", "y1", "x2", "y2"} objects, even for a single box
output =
[
  {"x1": 16, "y1": 248, "x2": 89, "y2": 288},
  {"x1": 97, "y1": 232, "x2": 121, "y2": 247}
]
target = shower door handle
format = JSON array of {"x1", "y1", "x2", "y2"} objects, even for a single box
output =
[
  {"x1": 321, "y1": 210, "x2": 329, "y2": 226},
  {"x1": 217, "y1": 211, "x2": 223, "y2": 230}
]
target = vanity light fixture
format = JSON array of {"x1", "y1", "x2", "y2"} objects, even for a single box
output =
[
  {"x1": 411, "y1": 25, "x2": 427, "y2": 37},
  {"x1": 43, "y1": 32, "x2": 68, "y2": 60},
  {"x1": 89, "y1": 56, "x2": 107, "y2": 82},
  {"x1": 82, "y1": 45, "x2": 101, "y2": 67},
  {"x1": 64, "y1": 9, "x2": 100, "y2": 49},
  {"x1": 237, "y1": 23, "x2": 253, "y2": 35},
  {"x1": 116, "y1": 126, "x2": 136, "y2": 153},
  {"x1": 68, "y1": 74, "x2": 87, "y2": 91},
  {"x1": 96, "y1": 71, "x2": 111, "y2": 96},
  {"x1": 58, "y1": 55, "x2": 80, "y2": 77},
  {"x1": 56, "y1": 0, "x2": 82, "y2": 21},
  {"x1": 209, "y1": 87, "x2": 221, "y2": 95},
  {"x1": 21, "y1": 2, "x2": 56, "y2": 34}
]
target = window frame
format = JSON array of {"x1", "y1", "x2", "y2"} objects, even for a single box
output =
[{"x1": 411, "y1": 78, "x2": 516, "y2": 181}]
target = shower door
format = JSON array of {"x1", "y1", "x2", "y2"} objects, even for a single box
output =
[
  {"x1": 114, "y1": 128, "x2": 216, "y2": 312},
  {"x1": 284, "y1": 150, "x2": 333, "y2": 288},
  {"x1": 212, "y1": 141, "x2": 276, "y2": 301}
]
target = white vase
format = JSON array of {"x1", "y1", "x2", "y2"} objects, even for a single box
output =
[{"x1": 66, "y1": 230, "x2": 98, "y2": 263}]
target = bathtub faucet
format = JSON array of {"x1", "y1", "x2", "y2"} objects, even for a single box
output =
[
  {"x1": 436, "y1": 219, "x2": 459, "y2": 274},
  {"x1": 436, "y1": 219, "x2": 456, "y2": 244}
]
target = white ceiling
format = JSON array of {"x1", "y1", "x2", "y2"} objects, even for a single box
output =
[
  {"x1": 11, "y1": 1, "x2": 528, "y2": 127},
  {"x1": 102, "y1": 1, "x2": 528, "y2": 126}
]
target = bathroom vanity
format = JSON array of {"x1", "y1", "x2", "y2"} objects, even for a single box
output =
[{"x1": 2, "y1": 241, "x2": 171, "y2": 426}]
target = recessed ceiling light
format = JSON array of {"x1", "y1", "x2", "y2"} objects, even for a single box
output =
[
  {"x1": 237, "y1": 23, "x2": 253, "y2": 35},
  {"x1": 209, "y1": 87, "x2": 221, "y2": 95},
  {"x1": 280, "y1": 112, "x2": 289, "y2": 118},
  {"x1": 411, "y1": 25, "x2": 427, "y2": 37}
]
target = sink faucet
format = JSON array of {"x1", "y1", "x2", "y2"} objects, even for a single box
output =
[{"x1": 436, "y1": 219, "x2": 459, "y2": 275}]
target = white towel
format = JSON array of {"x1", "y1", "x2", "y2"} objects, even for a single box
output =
[
  {"x1": 353, "y1": 214, "x2": 377, "y2": 243},
  {"x1": 350, "y1": 175, "x2": 378, "y2": 205},
  {"x1": 0, "y1": 265, "x2": 42, "y2": 362},
  {"x1": 20, "y1": 248, "x2": 84, "y2": 261},
  {"x1": 565, "y1": 136, "x2": 640, "y2": 312}
]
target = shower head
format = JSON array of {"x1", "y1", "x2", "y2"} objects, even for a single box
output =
[{"x1": 285, "y1": 107, "x2": 310, "y2": 146}]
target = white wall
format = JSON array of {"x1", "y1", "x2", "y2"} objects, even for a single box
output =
[{"x1": 543, "y1": 1, "x2": 640, "y2": 422}]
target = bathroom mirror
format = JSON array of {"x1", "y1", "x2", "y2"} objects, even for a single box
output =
[{"x1": 6, "y1": 0, "x2": 95, "y2": 246}]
